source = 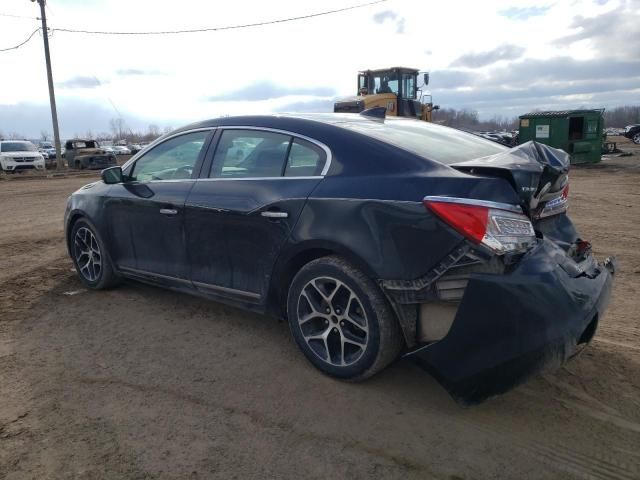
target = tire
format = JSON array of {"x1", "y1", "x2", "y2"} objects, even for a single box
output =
[
  {"x1": 287, "y1": 256, "x2": 403, "y2": 380},
  {"x1": 633, "y1": 132, "x2": 640, "y2": 145},
  {"x1": 69, "y1": 218, "x2": 120, "y2": 289}
]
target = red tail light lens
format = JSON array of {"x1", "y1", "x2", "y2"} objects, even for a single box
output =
[
  {"x1": 424, "y1": 196, "x2": 536, "y2": 254},
  {"x1": 423, "y1": 201, "x2": 488, "y2": 244}
]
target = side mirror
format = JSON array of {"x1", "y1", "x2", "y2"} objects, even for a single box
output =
[
  {"x1": 423, "y1": 73, "x2": 429, "y2": 86},
  {"x1": 101, "y1": 166, "x2": 124, "y2": 184}
]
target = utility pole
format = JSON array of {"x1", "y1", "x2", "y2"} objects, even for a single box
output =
[{"x1": 34, "y1": 0, "x2": 64, "y2": 170}]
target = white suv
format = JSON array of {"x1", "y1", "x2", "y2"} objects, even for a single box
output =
[{"x1": 0, "y1": 140, "x2": 46, "y2": 172}]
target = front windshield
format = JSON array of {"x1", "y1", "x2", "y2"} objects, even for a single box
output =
[
  {"x1": 1, "y1": 141, "x2": 38, "y2": 152},
  {"x1": 371, "y1": 72, "x2": 398, "y2": 95},
  {"x1": 338, "y1": 118, "x2": 507, "y2": 165}
]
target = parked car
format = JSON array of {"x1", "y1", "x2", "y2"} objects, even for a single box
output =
[
  {"x1": 38, "y1": 141, "x2": 56, "y2": 158},
  {"x1": 101, "y1": 146, "x2": 116, "y2": 154},
  {"x1": 0, "y1": 140, "x2": 45, "y2": 172},
  {"x1": 64, "y1": 113, "x2": 614, "y2": 403},
  {"x1": 475, "y1": 131, "x2": 514, "y2": 147},
  {"x1": 623, "y1": 124, "x2": 640, "y2": 144},
  {"x1": 112, "y1": 145, "x2": 132, "y2": 155},
  {"x1": 64, "y1": 139, "x2": 117, "y2": 169},
  {"x1": 127, "y1": 144, "x2": 143, "y2": 154}
]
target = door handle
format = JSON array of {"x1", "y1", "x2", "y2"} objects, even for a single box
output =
[
  {"x1": 261, "y1": 211, "x2": 288, "y2": 218},
  {"x1": 160, "y1": 208, "x2": 178, "y2": 216}
]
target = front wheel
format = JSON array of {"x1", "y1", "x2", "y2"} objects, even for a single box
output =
[
  {"x1": 70, "y1": 218, "x2": 120, "y2": 289},
  {"x1": 287, "y1": 256, "x2": 403, "y2": 380},
  {"x1": 633, "y1": 132, "x2": 640, "y2": 145}
]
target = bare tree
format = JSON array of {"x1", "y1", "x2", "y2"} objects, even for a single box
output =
[
  {"x1": 604, "y1": 106, "x2": 640, "y2": 128},
  {"x1": 8, "y1": 132, "x2": 24, "y2": 140},
  {"x1": 40, "y1": 130, "x2": 52, "y2": 141},
  {"x1": 109, "y1": 117, "x2": 127, "y2": 140},
  {"x1": 147, "y1": 124, "x2": 160, "y2": 138},
  {"x1": 432, "y1": 108, "x2": 518, "y2": 131}
]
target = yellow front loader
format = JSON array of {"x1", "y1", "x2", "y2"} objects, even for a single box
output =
[{"x1": 334, "y1": 67, "x2": 438, "y2": 121}]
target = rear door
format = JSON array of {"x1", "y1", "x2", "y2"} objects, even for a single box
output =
[
  {"x1": 184, "y1": 128, "x2": 329, "y2": 304},
  {"x1": 104, "y1": 129, "x2": 213, "y2": 285}
]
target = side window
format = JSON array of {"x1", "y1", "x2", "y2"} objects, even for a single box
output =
[
  {"x1": 401, "y1": 74, "x2": 415, "y2": 99},
  {"x1": 211, "y1": 129, "x2": 291, "y2": 178},
  {"x1": 130, "y1": 131, "x2": 209, "y2": 182},
  {"x1": 284, "y1": 139, "x2": 326, "y2": 177}
]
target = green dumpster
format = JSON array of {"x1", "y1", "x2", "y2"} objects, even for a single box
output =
[{"x1": 517, "y1": 109, "x2": 604, "y2": 164}]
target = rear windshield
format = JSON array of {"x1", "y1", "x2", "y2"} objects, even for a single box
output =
[
  {"x1": 1, "y1": 141, "x2": 37, "y2": 152},
  {"x1": 338, "y1": 118, "x2": 507, "y2": 164}
]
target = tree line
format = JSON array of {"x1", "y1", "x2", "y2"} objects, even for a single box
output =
[{"x1": 432, "y1": 105, "x2": 640, "y2": 131}]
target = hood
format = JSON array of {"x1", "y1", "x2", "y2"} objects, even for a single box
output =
[
  {"x1": 2, "y1": 151, "x2": 42, "y2": 158},
  {"x1": 450, "y1": 141, "x2": 570, "y2": 212}
]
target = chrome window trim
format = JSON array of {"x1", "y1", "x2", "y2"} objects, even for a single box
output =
[
  {"x1": 121, "y1": 127, "x2": 216, "y2": 172},
  {"x1": 195, "y1": 176, "x2": 322, "y2": 182},
  {"x1": 423, "y1": 195, "x2": 523, "y2": 213},
  {"x1": 213, "y1": 125, "x2": 333, "y2": 177},
  {"x1": 139, "y1": 179, "x2": 197, "y2": 184}
]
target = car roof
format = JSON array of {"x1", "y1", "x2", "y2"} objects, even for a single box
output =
[{"x1": 180, "y1": 112, "x2": 429, "y2": 132}]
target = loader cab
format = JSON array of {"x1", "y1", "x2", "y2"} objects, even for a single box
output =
[
  {"x1": 358, "y1": 67, "x2": 419, "y2": 100},
  {"x1": 354, "y1": 67, "x2": 425, "y2": 118},
  {"x1": 335, "y1": 66, "x2": 436, "y2": 121}
]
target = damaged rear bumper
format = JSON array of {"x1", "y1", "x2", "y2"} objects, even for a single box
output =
[{"x1": 389, "y1": 239, "x2": 614, "y2": 404}]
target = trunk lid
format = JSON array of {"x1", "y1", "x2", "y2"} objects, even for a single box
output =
[{"x1": 450, "y1": 141, "x2": 570, "y2": 221}]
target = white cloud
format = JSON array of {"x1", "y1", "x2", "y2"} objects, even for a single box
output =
[{"x1": 0, "y1": 0, "x2": 638, "y2": 137}]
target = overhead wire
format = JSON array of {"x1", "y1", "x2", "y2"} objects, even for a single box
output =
[
  {"x1": 0, "y1": 12, "x2": 39, "y2": 20},
  {"x1": 0, "y1": 28, "x2": 41, "y2": 52},
  {"x1": 0, "y1": 0, "x2": 387, "y2": 53},
  {"x1": 48, "y1": 0, "x2": 387, "y2": 35}
]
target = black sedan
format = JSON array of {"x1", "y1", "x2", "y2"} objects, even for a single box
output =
[{"x1": 64, "y1": 113, "x2": 614, "y2": 403}]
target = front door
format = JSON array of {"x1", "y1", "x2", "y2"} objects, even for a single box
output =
[
  {"x1": 184, "y1": 128, "x2": 328, "y2": 304},
  {"x1": 104, "y1": 129, "x2": 213, "y2": 285}
]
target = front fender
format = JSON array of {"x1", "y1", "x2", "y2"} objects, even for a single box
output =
[{"x1": 64, "y1": 181, "x2": 111, "y2": 255}]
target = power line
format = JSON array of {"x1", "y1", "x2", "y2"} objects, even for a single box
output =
[
  {"x1": 0, "y1": 12, "x2": 40, "y2": 20},
  {"x1": 50, "y1": 0, "x2": 387, "y2": 35},
  {"x1": 0, "y1": 28, "x2": 41, "y2": 52}
]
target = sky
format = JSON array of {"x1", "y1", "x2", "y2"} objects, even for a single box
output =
[{"x1": 0, "y1": 0, "x2": 638, "y2": 138}]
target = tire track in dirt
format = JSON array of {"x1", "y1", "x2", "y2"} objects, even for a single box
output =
[{"x1": 450, "y1": 409, "x2": 640, "y2": 480}]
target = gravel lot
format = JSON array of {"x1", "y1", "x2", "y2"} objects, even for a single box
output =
[{"x1": 1, "y1": 140, "x2": 639, "y2": 479}]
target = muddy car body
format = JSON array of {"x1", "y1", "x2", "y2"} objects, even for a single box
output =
[
  {"x1": 64, "y1": 114, "x2": 614, "y2": 403},
  {"x1": 64, "y1": 139, "x2": 116, "y2": 170}
]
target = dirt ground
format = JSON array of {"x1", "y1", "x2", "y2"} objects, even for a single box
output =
[{"x1": 1, "y1": 139, "x2": 639, "y2": 480}]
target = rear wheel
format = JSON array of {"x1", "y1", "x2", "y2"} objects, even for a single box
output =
[
  {"x1": 70, "y1": 218, "x2": 120, "y2": 289},
  {"x1": 287, "y1": 256, "x2": 403, "y2": 380}
]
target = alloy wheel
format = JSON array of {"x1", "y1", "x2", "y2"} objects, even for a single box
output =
[
  {"x1": 296, "y1": 276, "x2": 369, "y2": 366},
  {"x1": 73, "y1": 227, "x2": 102, "y2": 282},
  {"x1": 633, "y1": 133, "x2": 640, "y2": 145}
]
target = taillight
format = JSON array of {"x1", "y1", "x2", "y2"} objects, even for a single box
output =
[
  {"x1": 538, "y1": 182, "x2": 569, "y2": 219},
  {"x1": 423, "y1": 196, "x2": 536, "y2": 255}
]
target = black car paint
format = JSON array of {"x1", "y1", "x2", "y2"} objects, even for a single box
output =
[
  {"x1": 412, "y1": 237, "x2": 613, "y2": 404},
  {"x1": 623, "y1": 124, "x2": 640, "y2": 142},
  {"x1": 65, "y1": 114, "x2": 613, "y2": 403}
]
